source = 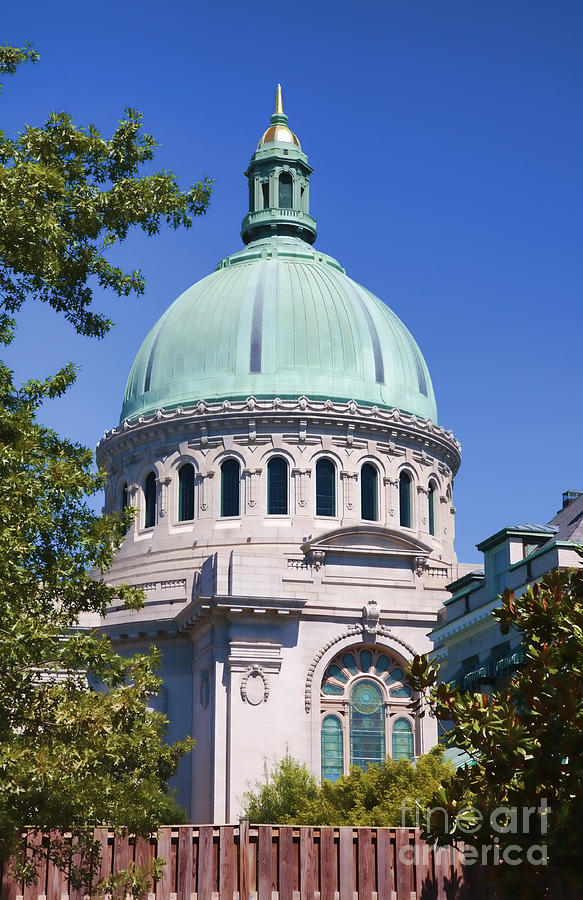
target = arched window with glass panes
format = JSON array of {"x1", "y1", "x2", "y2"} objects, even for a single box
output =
[
  {"x1": 178, "y1": 463, "x2": 195, "y2": 522},
  {"x1": 428, "y1": 480, "x2": 437, "y2": 536},
  {"x1": 267, "y1": 456, "x2": 288, "y2": 515},
  {"x1": 399, "y1": 470, "x2": 412, "y2": 528},
  {"x1": 360, "y1": 463, "x2": 378, "y2": 521},
  {"x1": 316, "y1": 458, "x2": 336, "y2": 517},
  {"x1": 144, "y1": 472, "x2": 157, "y2": 529},
  {"x1": 320, "y1": 646, "x2": 416, "y2": 781},
  {"x1": 220, "y1": 459, "x2": 240, "y2": 517}
]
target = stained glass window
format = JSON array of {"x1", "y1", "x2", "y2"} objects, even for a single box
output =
[
  {"x1": 316, "y1": 459, "x2": 336, "y2": 517},
  {"x1": 267, "y1": 457, "x2": 288, "y2": 515},
  {"x1": 392, "y1": 718, "x2": 414, "y2": 760},
  {"x1": 221, "y1": 459, "x2": 240, "y2": 517},
  {"x1": 399, "y1": 471, "x2": 411, "y2": 528},
  {"x1": 361, "y1": 464, "x2": 378, "y2": 521},
  {"x1": 178, "y1": 464, "x2": 195, "y2": 521},
  {"x1": 349, "y1": 680, "x2": 385, "y2": 770},
  {"x1": 144, "y1": 472, "x2": 156, "y2": 528},
  {"x1": 321, "y1": 715, "x2": 343, "y2": 782}
]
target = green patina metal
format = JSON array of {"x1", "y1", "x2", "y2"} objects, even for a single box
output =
[{"x1": 120, "y1": 88, "x2": 438, "y2": 424}]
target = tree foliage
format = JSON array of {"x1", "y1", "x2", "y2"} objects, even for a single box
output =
[
  {"x1": 243, "y1": 750, "x2": 454, "y2": 826},
  {"x1": 0, "y1": 44, "x2": 211, "y2": 867},
  {"x1": 0, "y1": 44, "x2": 211, "y2": 338},
  {"x1": 408, "y1": 561, "x2": 583, "y2": 891}
]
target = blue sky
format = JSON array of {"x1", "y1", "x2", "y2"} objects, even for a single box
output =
[{"x1": 3, "y1": 0, "x2": 582, "y2": 563}]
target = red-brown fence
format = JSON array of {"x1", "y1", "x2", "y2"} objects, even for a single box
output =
[{"x1": 0, "y1": 822, "x2": 476, "y2": 899}]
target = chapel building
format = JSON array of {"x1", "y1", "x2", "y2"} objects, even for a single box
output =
[{"x1": 96, "y1": 87, "x2": 471, "y2": 823}]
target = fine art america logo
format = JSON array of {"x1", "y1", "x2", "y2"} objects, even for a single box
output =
[{"x1": 400, "y1": 800, "x2": 550, "y2": 867}]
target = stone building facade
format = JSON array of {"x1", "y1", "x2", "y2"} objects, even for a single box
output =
[{"x1": 96, "y1": 87, "x2": 471, "y2": 822}]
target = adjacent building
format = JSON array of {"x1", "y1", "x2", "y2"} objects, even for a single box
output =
[{"x1": 431, "y1": 490, "x2": 583, "y2": 709}]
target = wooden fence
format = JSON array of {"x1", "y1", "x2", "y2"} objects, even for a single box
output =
[{"x1": 0, "y1": 822, "x2": 476, "y2": 900}]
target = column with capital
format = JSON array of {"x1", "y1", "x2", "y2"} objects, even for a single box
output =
[
  {"x1": 340, "y1": 470, "x2": 358, "y2": 515},
  {"x1": 126, "y1": 483, "x2": 140, "y2": 534},
  {"x1": 199, "y1": 470, "x2": 215, "y2": 517},
  {"x1": 291, "y1": 467, "x2": 312, "y2": 514},
  {"x1": 383, "y1": 476, "x2": 398, "y2": 524},
  {"x1": 242, "y1": 468, "x2": 262, "y2": 513},
  {"x1": 417, "y1": 484, "x2": 428, "y2": 527}
]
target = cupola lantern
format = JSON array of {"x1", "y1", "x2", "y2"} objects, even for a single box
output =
[{"x1": 241, "y1": 85, "x2": 317, "y2": 245}]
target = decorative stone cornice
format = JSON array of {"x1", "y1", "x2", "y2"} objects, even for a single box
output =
[{"x1": 97, "y1": 396, "x2": 461, "y2": 473}]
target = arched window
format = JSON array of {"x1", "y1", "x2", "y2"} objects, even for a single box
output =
[
  {"x1": 428, "y1": 482, "x2": 436, "y2": 535},
  {"x1": 221, "y1": 459, "x2": 240, "y2": 517},
  {"x1": 361, "y1": 464, "x2": 378, "y2": 521},
  {"x1": 321, "y1": 646, "x2": 415, "y2": 777},
  {"x1": 316, "y1": 459, "x2": 336, "y2": 517},
  {"x1": 267, "y1": 457, "x2": 288, "y2": 515},
  {"x1": 144, "y1": 472, "x2": 156, "y2": 529},
  {"x1": 278, "y1": 172, "x2": 293, "y2": 208},
  {"x1": 178, "y1": 463, "x2": 195, "y2": 522},
  {"x1": 392, "y1": 718, "x2": 414, "y2": 760},
  {"x1": 261, "y1": 182, "x2": 269, "y2": 210},
  {"x1": 349, "y1": 680, "x2": 385, "y2": 770},
  {"x1": 399, "y1": 471, "x2": 412, "y2": 528},
  {"x1": 321, "y1": 715, "x2": 343, "y2": 782}
]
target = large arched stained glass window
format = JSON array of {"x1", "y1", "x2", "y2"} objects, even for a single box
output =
[
  {"x1": 399, "y1": 471, "x2": 412, "y2": 528},
  {"x1": 316, "y1": 459, "x2": 336, "y2": 517},
  {"x1": 349, "y1": 680, "x2": 385, "y2": 771},
  {"x1": 144, "y1": 472, "x2": 156, "y2": 529},
  {"x1": 392, "y1": 718, "x2": 414, "y2": 760},
  {"x1": 321, "y1": 646, "x2": 415, "y2": 776},
  {"x1": 178, "y1": 463, "x2": 195, "y2": 522},
  {"x1": 361, "y1": 463, "x2": 378, "y2": 521},
  {"x1": 321, "y1": 715, "x2": 343, "y2": 782},
  {"x1": 221, "y1": 459, "x2": 240, "y2": 517},
  {"x1": 267, "y1": 457, "x2": 288, "y2": 515}
]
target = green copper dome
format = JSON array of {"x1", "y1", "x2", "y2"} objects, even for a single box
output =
[
  {"x1": 121, "y1": 236, "x2": 437, "y2": 423},
  {"x1": 120, "y1": 89, "x2": 438, "y2": 424}
]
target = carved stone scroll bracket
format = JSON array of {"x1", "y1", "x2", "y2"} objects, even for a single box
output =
[
  {"x1": 240, "y1": 665, "x2": 270, "y2": 705},
  {"x1": 362, "y1": 599, "x2": 380, "y2": 641},
  {"x1": 309, "y1": 549, "x2": 326, "y2": 571}
]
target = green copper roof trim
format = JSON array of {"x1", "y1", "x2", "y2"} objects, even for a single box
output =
[{"x1": 121, "y1": 237, "x2": 438, "y2": 424}]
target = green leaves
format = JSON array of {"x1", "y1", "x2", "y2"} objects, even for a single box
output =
[
  {"x1": 0, "y1": 46, "x2": 204, "y2": 868},
  {"x1": 243, "y1": 749, "x2": 454, "y2": 827},
  {"x1": 408, "y1": 561, "x2": 583, "y2": 886},
  {"x1": 0, "y1": 61, "x2": 212, "y2": 338}
]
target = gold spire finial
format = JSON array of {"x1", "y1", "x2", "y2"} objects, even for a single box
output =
[{"x1": 275, "y1": 83, "x2": 284, "y2": 115}]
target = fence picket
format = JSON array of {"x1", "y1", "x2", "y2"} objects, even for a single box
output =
[
  {"x1": 157, "y1": 828, "x2": 173, "y2": 899},
  {"x1": 4, "y1": 825, "x2": 481, "y2": 899},
  {"x1": 219, "y1": 826, "x2": 235, "y2": 900}
]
